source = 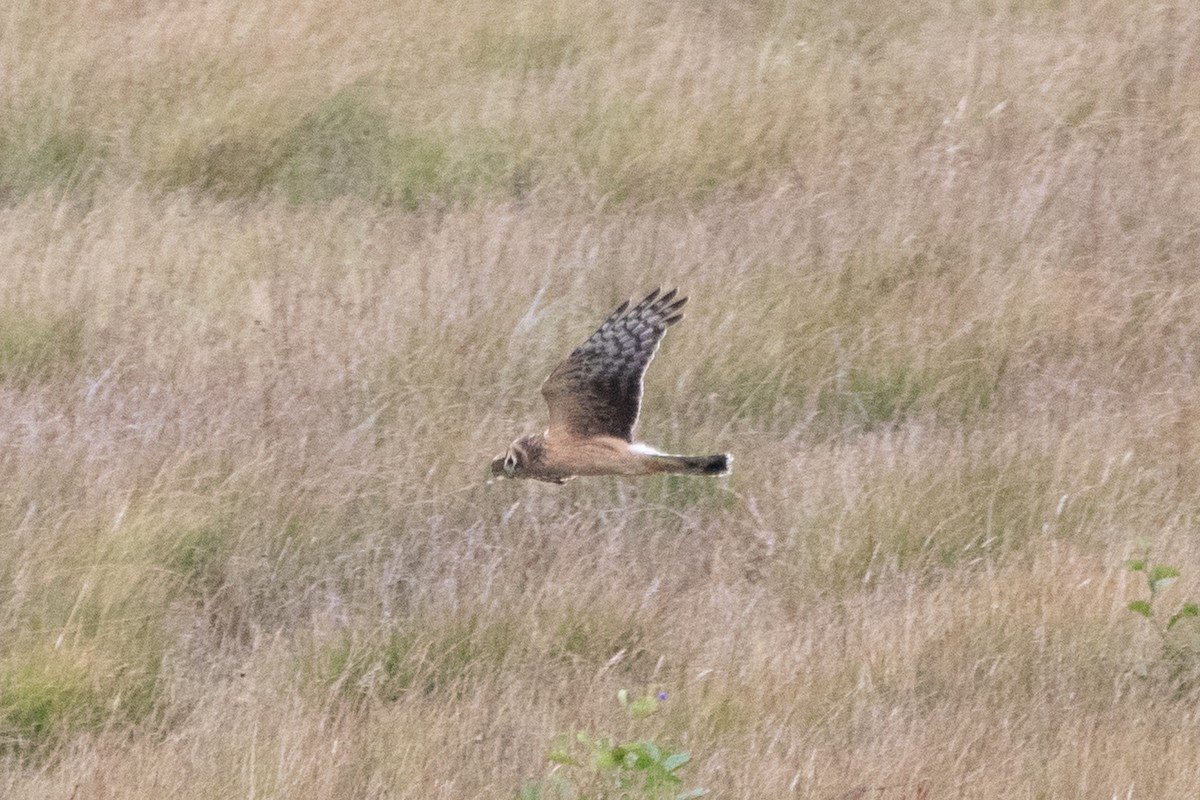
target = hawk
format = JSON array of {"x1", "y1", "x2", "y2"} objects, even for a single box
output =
[{"x1": 491, "y1": 288, "x2": 731, "y2": 484}]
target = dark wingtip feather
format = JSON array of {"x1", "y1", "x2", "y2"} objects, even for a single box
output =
[
  {"x1": 704, "y1": 454, "x2": 731, "y2": 475},
  {"x1": 615, "y1": 287, "x2": 689, "y2": 325}
]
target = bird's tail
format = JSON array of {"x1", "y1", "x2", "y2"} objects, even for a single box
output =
[{"x1": 651, "y1": 453, "x2": 732, "y2": 476}]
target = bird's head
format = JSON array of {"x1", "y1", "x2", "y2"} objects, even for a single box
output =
[{"x1": 489, "y1": 435, "x2": 542, "y2": 480}]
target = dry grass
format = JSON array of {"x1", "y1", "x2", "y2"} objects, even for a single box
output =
[{"x1": 3, "y1": 0, "x2": 1200, "y2": 797}]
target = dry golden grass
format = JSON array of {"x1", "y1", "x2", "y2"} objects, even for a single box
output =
[{"x1": 3, "y1": 0, "x2": 1200, "y2": 797}]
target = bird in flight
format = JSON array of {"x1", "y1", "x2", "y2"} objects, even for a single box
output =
[{"x1": 491, "y1": 288, "x2": 730, "y2": 484}]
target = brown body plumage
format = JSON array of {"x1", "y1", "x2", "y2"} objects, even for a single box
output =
[{"x1": 491, "y1": 288, "x2": 730, "y2": 484}]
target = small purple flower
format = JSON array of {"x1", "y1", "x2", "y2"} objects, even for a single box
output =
[{"x1": 657, "y1": 692, "x2": 668, "y2": 701}]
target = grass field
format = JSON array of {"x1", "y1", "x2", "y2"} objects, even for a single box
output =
[{"x1": 3, "y1": 0, "x2": 1200, "y2": 797}]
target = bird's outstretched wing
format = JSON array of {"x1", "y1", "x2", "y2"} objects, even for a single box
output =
[{"x1": 541, "y1": 288, "x2": 687, "y2": 442}]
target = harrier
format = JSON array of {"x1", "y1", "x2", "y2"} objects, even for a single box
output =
[{"x1": 491, "y1": 288, "x2": 730, "y2": 484}]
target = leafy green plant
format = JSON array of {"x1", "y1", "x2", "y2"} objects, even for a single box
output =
[
  {"x1": 1125, "y1": 540, "x2": 1200, "y2": 687},
  {"x1": 0, "y1": 642, "x2": 163, "y2": 756},
  {"x1": 0, "y1": 309, "x2": 85, "y2": 386},
  {"x1": 519, "y1": 690, "x2": 705, "y2": 800},
  {"x1": 0, "y1": 109, "x2": 101, "y2": 199}
]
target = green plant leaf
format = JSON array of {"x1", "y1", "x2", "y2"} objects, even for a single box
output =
[
  {"x1": 637, "y1": 740, "x2": 662, "y2": 764},
  {"x1": 547, "y1": 750, "x2": 577, "y2": 766},
  {"x1": 663, "y1": 752, "x2": 690, "y2": 772},
  {"x1": 1150, "y1": 565, "x2": 1181, "y2": 583},
  {"x1": 1128, "y1": 600, "x2": 1154, "y2": 618},
  {"x1": 1124, "y1": 559, "x2": 1147, "y2": 572},
  {"x1": 628, "y1": 696, "x2": 659, "y2": 719},
  {"x1": 647, "y1": 771, "x2": 684, "y2": 788},
  {"x1": 592, "y1": 746, "x2": 620, "y2": 770},
  {"x1": 1167, "y1": 603, "x2": 1200, "y2": 630}
]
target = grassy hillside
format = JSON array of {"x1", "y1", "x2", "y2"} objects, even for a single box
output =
[{"x1": 3, "y1": 0, "x2": 1200, "y2": 797}]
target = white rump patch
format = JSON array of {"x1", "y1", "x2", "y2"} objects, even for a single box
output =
[{"x1": 629, "y1": 442, "x2": 664, "y2": 456}]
